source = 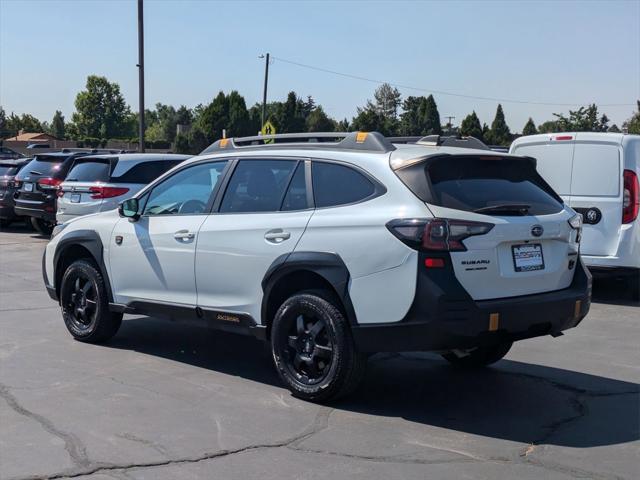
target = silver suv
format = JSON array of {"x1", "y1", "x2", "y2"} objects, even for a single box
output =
[{"x1": 57, "y1": 153, "x2": 190, "y2": 223}]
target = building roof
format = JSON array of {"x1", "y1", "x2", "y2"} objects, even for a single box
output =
[{"x1": 5, "y1": 132, "x2": 56, "y2": 142}]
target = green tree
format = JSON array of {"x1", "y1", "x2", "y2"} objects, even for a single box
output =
[
  {"x1": 608, "y1": 124, "x2": 621, "y2": 133},
  {"x1": 50, "y1": 110, "x2": 65, "y2": 139},
  {"x1": 537, "y1": 120, "x2": 558, "y2": 133},
  {"x1": 351, "y1": 106, "x2": 387, "y2": 134},
  {"x1": 421, "y1": 95, "x2": 442, "y2": 136},
  {"x1": 271, "y1": 91, "x2": 306, "y2": 133},
  {"x1": 623, "y1": 100, "x2": 640, "y2": 134},
  {"x1": 174, "y1": 133, "x2": 190, "y2": 154},
  {"x1": 460, "y1": 111, "x2": 483, "y2": 140},
  {"x1": 0, "y1": 107, "x2": 8, "y2": 139},
  {"x1": 175, "y1": 105, "x2": 193, "y2": 126},
  {"x1": 552, "y1": 104, "x2": 609, "y2": 132},
  {"x1": 399, "y1": 96, "x2": 422, "y2": 135},
  {"x1": 306, "y1": 106, "x2": 335, "y2": 132},
  {"x1": 72, "y1": 75, "x2": 132, "y2": 139},
  {"x1": 522, "y1": 117, "x2": 537, "y2": 136},
  {"x1": 371, "y1": 83, "x2": 402, "y2": 120},
  {"x1": 194, "y1": 91, "x2": 229, "y2": 142},
  {"x1": 486, "y1": 104, "x2": 511, "y2": 146},
  {"x1": 336, "y1": 118, "x2": 350, "y2": 131}
]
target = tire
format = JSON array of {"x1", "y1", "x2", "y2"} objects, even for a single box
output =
[
  {"x1": 30, "y1": 217, "x2": 54, "y2": 235},
  {"x1": 60, "y1": 259, "x2": 122, "y2": 343},
  {"x1": 442, "y1": 341, "x2": 513, "y2": 368},
  {"x1": 271, "y1": 292, "x2": 367, "y2": 403}
]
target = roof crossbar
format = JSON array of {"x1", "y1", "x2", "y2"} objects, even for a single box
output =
[{"x1": 200, "y1": 131, "x2": 396, "y2": 155}]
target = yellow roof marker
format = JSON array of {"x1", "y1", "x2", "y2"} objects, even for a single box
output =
[
  {"x1": 356, "y1": 132, "x2": 368, "y2": 144},
  {"x1": 220, "y1": 138, "x2": 229, "y2": 148},
  {"x1": 489, "y1": 313, "x2": 500, "y2": 332}
]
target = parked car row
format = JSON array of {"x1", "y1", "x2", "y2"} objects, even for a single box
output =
[{"x1": 0, "y1": 149, "x2": 189, "y2": 234}]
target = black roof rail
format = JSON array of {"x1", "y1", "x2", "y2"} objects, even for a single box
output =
[
  {"x1": 200, "y1": 131, "x2": 396, "y2": 155},
  {"x1": 389, "y1": 135, "x2": 489, "y2": 151}
]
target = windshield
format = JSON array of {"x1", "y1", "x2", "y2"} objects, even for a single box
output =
[{"x1": 17, "y1": 156, "x2": 69, "y2": 178}]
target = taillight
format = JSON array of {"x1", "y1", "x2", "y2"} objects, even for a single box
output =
[
  {"x1": 623, "y1": 170, "x2": 639, "y2": 224},
  {"x1": 37, "y1": 177, "x2": 62, "y2": 190},
  {"x1": 89, "y1": 186, "x2": 129, "y2": 199},
  {"x1": 386, "y1": 218, "x2": 494, "y2": 252}
]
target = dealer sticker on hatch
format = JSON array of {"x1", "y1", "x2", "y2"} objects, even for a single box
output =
[{"x1": 512, "y1": 244, "x2": 544, "y2": 272}]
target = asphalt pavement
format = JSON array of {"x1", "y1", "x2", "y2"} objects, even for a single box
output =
[{"x1": 1, "y1": 223, "x2": 638, "y2": 480}]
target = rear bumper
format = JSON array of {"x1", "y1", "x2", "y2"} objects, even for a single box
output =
[
  {"x1": 351, "y1": 254, "x2": 592, "y2": 353},
  {"x1": 14, "y1": 204, "x2": 56, "y2": 223}
]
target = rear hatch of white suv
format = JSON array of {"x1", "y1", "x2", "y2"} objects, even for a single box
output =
[{"x1": 392, "y1": 152, "x2": 580, "y2": 301}]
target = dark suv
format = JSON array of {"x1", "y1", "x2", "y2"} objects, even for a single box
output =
[
  {"x1": 13, "y1": 152, "x2": 93, "y2": 234},
  {"x1": 0, "y1": 158, "x2": 31, "y2": 228}
]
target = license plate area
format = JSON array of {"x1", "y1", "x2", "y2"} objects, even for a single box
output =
[
  {"x1": 70, "y1": 193, "x2": 81, "y2": 203},
  {"x1": 511, "y1": 243, "x2": 544, "y2": 272},
  {"x1": 24, "y1": 183, "x2": 34, "y2": 192}
]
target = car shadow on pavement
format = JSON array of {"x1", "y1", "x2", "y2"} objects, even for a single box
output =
[
  {"x1": 107, "y1": 316, "x2": 639, "y2": 450},
  {"x1": 0, "y1": 222, "x2": 49, "y2": 240},
  {"x1": 591, "y1": 276, "x2": 639, "y2": 307}
]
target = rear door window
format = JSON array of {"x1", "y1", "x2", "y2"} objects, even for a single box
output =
[
  {"x1": 312, "y1": 162, "x2": 376, "y2": 208},
  {"x1": 281, "y1": 162, "x2": 308, "y2": 211},
  {"x1": 512, "y1": 143, "x2": 574, "y2": 196},
  {"x1": 219, "y1": 159, "x2": 298, "y2": 213},
  {"x1": 570, "y1": 144, "x2": 620, "y2": 196},
  {"x1": 65, "y1": 159, "x2": 111, "y2": 182}
]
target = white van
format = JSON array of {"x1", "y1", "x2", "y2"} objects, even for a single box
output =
[{"x1": 510, "y1": 132, "x2": 639, "y2": 280}]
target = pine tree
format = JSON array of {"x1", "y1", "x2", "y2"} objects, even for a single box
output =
[
  {"x1": 522, "y1": 117, "x2": 537, "y2": 136},
  {"x1": 421, "y1": 95, "x2": 442, "y2": 136},
  {"x1": 460, "y1": 111, "x2": 483, "y2": 140},
  {"x1": 488, "y1": 104, "x2": 511, "y2": 146}
]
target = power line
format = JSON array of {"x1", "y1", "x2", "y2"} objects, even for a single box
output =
[{"x1": 271, "y1": 55, "x2": 635, "y2": 108}]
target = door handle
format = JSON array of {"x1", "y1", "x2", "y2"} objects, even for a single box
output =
[
  {"x1": 174, "y1": 230, "x2": 196, "y2": 241},
  {"x1": 264, "y1": 229, "x2": 291, "y2": 243}
]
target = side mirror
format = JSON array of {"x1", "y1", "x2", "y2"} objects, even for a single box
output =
[{"x1": 118, "y1": 198, "x2": 140, "y2": 221}]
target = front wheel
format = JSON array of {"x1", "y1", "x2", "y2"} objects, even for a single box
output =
[
  {"x1": 30, "y1": 217, "x2": 54, "y2": 235},
  {"x1": 442, "y1": 341, "x2": 513, "y2": 368},
  {"x1": 60, "y1": 259, "x2": 122, "y2": 343},
  {"x1": 271, "y1": 292, "x2": 367, "y2": 403}
]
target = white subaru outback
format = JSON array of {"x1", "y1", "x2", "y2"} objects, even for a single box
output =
[{"x1": 43, "y1": 132, "x2": 591, "y2": 402}]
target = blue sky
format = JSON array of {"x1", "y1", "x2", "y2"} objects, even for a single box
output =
[{"x1": 1, "y1": 0, "x2": 639, "y2": 132}]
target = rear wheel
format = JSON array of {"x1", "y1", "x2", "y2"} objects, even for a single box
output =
[
  {"x1": 442, "y1": 341, "x2": 513, "y2": 368},
  {"x1": 30, "y1": 217, "x2": 54, "y2": 235},
  {"x1": 60, "y1": 259, "x2": 122, "y2": 343},
  {"x1": 271, "y1": 292, "x2": 367, "y2": 403}
]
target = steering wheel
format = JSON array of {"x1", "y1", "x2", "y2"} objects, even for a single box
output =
[{"x1": 178, "y1": 199, "x2": 207, "y2": 214}]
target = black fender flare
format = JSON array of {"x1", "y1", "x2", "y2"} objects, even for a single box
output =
[
  {"x1": 261, "y1": 251, "x2": 358, "y2": 327},
  {"x1": 52, "y1": 229, "x2": 114, "y2": 302}
]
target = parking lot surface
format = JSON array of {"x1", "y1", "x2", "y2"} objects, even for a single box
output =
[{"x1": 1, "y1": 224, "x2": 638, "y2": 480}]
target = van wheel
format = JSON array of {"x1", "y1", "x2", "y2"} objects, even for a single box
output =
[
  {"x1": 60, "y1": 259, "x2": 122, "y2": 343},
  {"x1": 442, "y1": 341, "x2": 513, "y2": 368},
  {"x1": 271, "y1": 292, "x2": 367, "y2": 403},
  {"x1": 30, "y1": 217, "x2": 54, "y2": 235}
]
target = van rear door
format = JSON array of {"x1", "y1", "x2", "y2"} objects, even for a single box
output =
[{"x1": 567, "y1": 135, "x2": 623, "y2": 257}]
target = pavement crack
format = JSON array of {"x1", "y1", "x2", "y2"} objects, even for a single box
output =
[
  {"x1": 7, "y1": 405, "x2": 334, "y2": 480},
  {"x1": 0, "y1": 383, "x2": 90, "y2": 469}
]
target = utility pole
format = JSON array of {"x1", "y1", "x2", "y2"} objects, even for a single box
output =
[
  {"x1": 444, "y1": 115, "x2": 455, "y2": 128},
  {"x1": 137, "y1": 0, "x2": 145, "y2": 152},
  {"x1": 260, "y1": 53, "x2": 270, "y2": 130}
]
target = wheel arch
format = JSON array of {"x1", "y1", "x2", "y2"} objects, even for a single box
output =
[
  {"x1": 261, "y1": 252, "x2": 358, "y2": 338},
  {"x1": 53, "y1": 230, "x2": 114, "y2": 302}
]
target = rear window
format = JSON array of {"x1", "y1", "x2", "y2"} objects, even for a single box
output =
[
  {"x1": 65, "y1": 160, "x2": 111, "y2": 182},
  {"x1": 112, "y1": 160, "x2": 180, "y2": 184},
  {"x1": 571, "y1": 144, "x2": 620, "y2": 196},
  {"x1": 16, "y1": 156, "x2": 69, "y2": 178},
  {"x1": 0, "y1": 165, "x2": 20, "y2": 176},
  {"x1": 396, "y1": 156, "x2": 564, "y2": 216}
]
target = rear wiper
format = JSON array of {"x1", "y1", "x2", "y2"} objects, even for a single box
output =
[
  {"x1": 29, "y1": 170, "x2": 43, "y2": 175},
  {"x1": 65, "y1": 178, "x2": 78, "y2": 182},
  {"x1": 473, "y1": 204, "x2": 531, "y2": 214}
]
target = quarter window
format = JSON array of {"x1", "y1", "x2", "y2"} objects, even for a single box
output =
[
  {"x1": 219, "y1": 159, "x2": 298, "y2": 213},
  {"x1": 143, "y1": 161, "x2": 227, "y2": 216},
  {"x1": 312, "y1": 162, "x2": 376, "y2": 208}
]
